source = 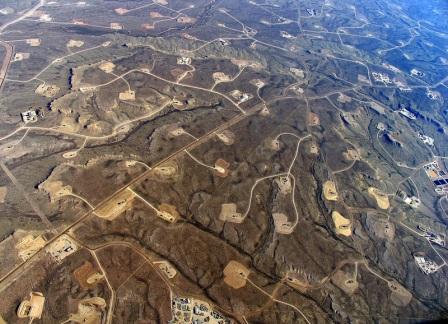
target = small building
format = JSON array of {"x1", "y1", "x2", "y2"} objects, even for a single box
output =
[
  {"x1": 417, "y1": 132, "x2": 434, "y2": 146},
  {"x1": 414, "y1": 254, "x2": 438, "y2": 274},
  {"x1": 177, "y1": 57, "x2": 191, "y2": 65},
  {"x1": 110, "y1": 23, "x2": 123, "y2": 30},
  {"x1": 21, "y1": 110, "x2": 38, "y2": 124},
  {"x1": 39, "y1": 14, "x2": 52, "y2": 21},
  {"x1": 72, "y1": 18, "x2": 87, "y2": 25},
  {"x1": 17, "y1": 292, "x2": 45, "y2": 319},
  {"x1": 46, "y1": 235, "x2": 78, "y2": 262},
  {"x1": 398, "y1": 108, "x2": 416, "y2": 120}
]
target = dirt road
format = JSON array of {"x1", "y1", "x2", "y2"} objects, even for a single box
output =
[{"x1": 0, "y1": 41, "x2": 12, "y2": 91}]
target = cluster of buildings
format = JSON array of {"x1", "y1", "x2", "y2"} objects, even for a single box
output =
[
  {"x1": 45, "y1": 235, "x2": 78, "y2": 262},
  {"x1": 217, "y1": 39, "x2": 229, "y2": 46},
  {"x1": 21, "y1": 109, "x2": 39, "y2": 124},
  {"x1": 17, "y1": 292, "x2": 45, "y2": 320},
  {"x1": 427, "y1": 90, "x2": 441, "y2": 100},
  {"x1": 170, "y1": 296, "x2": 231, "y2": 324},
  {"x1": 398, "y1": 108, "x2": 416, "y2": 120},
  {"x1": 229, "y1": 90, "x2": 252, "y2": 104},
  {"x1": 280, "y1": 31, "x2": 295, "y2": 39},
  {"x1": 372, "y1": 72, "x2": 392, "y2": 84},
  {"x1": 423, "y1": 160, "x2": 448, "y2": 196},
  {"x1": 411, "y1": 69, "x2": 424, "y2": 77},
  {"x1": 417, "y1": 226, "x2": 445, "y2": 246},
  {"x1": 416, "y1": 131, "x2": 434, "y2": 146},
  {"x1": 414, "y1": 254, "x2": 439, "y2": 274},
  {"x1": 177, "y1": 57, "x2": 191, "y2": 65},
  {"x1": 397, "y1": 190, "x2": 421, "y2": 208}
]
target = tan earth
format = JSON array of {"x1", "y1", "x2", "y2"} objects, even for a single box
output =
[
  {"x1": 152, "y1": 161, "x2": 179, "y2": 182},
  {"x1": 59, "y1": 117, "x2": 80, "y2": 132},
  {"x1": 35, "y1": 84, "x2": 60, "y2": 97},
  {"x1": 158, "y1": 203, "x2": 180, "y2": 223},
  {"x1": 63, "y1": 151, "x2": 78, "y2": 159},
  {"x1": 271, "y1": 139, "x2": 281, "y2": 150},
  {"x1": 310, "y1": 143, "x2": 319, "y2": 154},
  {"x1": 307, "y1": 112, "x2": 320, "y2": 126},
  {"x1": 260, "y1": 106, "x2": 270, "y2": 116},
  {"x1": 337, "y1": 93, "x2": 352, "y2": 103},
  {"x1": 323, "y1": 181, "x2": 338, "y2": 201},
  {"x1": 46, "y1": 235, "x2": 78, "y2": 262},
  {"x1": 15, "y1": 235, "x2": 46, "y2": 261},
  {"x1": 290, "y1": 68, "x2": 304, "y2": 78},
  {"x1": 358, "y1": 74, "x2": 369, "y2": 83},
  {"x1": 274, "y1": 176, "x2": 292, "y2": 194},
  {"x1": 69, "y1": 297, "x2": 106, "y2": 324},
  {"x1": 285, "y1": 271, "x2": 309, "y2": 292},
  {"x1": 219, "y1": 203, "x2": 243, "y2": 223},
  {"x1": 214, "y1": 159, "x2": 230, "y2": 177},
  {"x1": 331, "y1": 270, "x2": 358, "y2": 296},
  {"x1": 141, "y1": 23, "x2": 154, "y2": 29},
  {"x1": 166, "y1": 124, "x2": 186, "y2": 138},
  {"x1": 94, "y1": 189, "x2": 135, "y2": 220},
  {"x1": 110, "y1": 23, "x2": 123, "y2": 29},
  {"x1": 150, "y1": 11, "x2": 163, "y2": 18},
  {"x1": 13, "y1": 52, "x2": 30, "y2": 61},
  {"x1": 74, "y1": 262, "x2": 104, "y2": 290},
  {"x1": 115, "y1": 8, "x2": 129, "y2": 15},
  {"x1": 369, "y1": 102, "x2": 385, "y2": 114},
  {"x1": 99, "y1": 61, "x2": 115, "y2": 73},
  {"x1": 273, "y1": 213, "x2": 293, "y2": 234},
  {"x1": 17, "y1": 292, "x2": 45, "y2": 319},
  {"x1": 388, "y1": 280, "x2": 413, "y2": 306},
  {"x1": 67, "y1": 39, "x2": 84, "y2": 47},
  {"x1": 212, "y1": 72, "x2": 232, "y2": 82},
  {"x1": 223, "y1": 260, "x2": 250, "y2": 289},
  {"x1": 343, "y1": 149, "x2": 360, "y2": 161},
  {"x1": 230, "y1": 58, "x2": 261, "y2": 69},
  {"x1": 171, "y1": 68, "x2": 190, "y2": 78},
  {"x1": 154, "y1": 166, "x2": 176, "y2": 176},
  {"x1": 29, "y1": 10, "x2": 45, "y2": 18},
  {"x1": 368, "y1": 187, "x2": 390, "y2": 209},
  {"x1": 39, "y1": 180, "x2": 72, "y2": 202},
  {"x1": 371, "y1": 218, "x2": 395, "y2": 241},
  {"x1": 177, "y1": 16, "x2": 196, "y2": 23},
  {"x1": 181, "y1": 33, "x2": 196, "y2": 40},
  {"x1": 26, "y1": 38, "x2": 41, "y2": 46},
  {"x1": 0, "y1": 186, "x2": 6, "y2": 203},
  {"x1": 157, "y1": 261, "x2": 177, "y2": 279},
  {"x1": 119, "y1": 90, "x2": 136, "y2": 101},
  {"x1": 250, "y1": 78, "x2": 266, "y2": 88},
  {"x1": 332, "y1": 211, "x2": 352, "y2": 236},
  {"x1": 215, "y1": 130, "x2": 235, "y2": 145}
]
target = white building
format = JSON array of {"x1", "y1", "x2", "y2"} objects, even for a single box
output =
[{"x1": 21, "y1": 110, "x2": 38, "y2": 124}]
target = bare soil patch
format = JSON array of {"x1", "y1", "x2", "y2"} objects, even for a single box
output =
[
  {"x1": 214, "y1": 159, "x2": 230, "y2": 177},
  {"x1": 368, "y1": 187, "x2": 389, "y2": 209},
  {"x1": 331, "y1": 270, "x2": 358, "y2": 296},
  {"x1": 323, "y1": 181, "x2": 338, "y2": 201},
  {"x1": 219, "y1": 203, "x2": 243, "y2": 223},
  {"x1": 273, "y1": 213, "x2": 293, "y2": 234},
  {"x1": 223, "y1": 261, "x2": 250, "y2": 289},
  {"x1": 74, "y1": 262, "x2": 104, "y2": 290},
  {"x1": 332, "y1": 211, "x2": 352, "y2": 236}
]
